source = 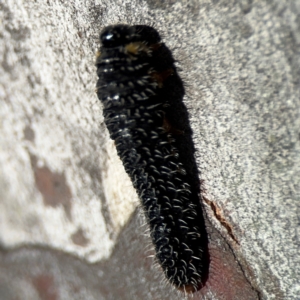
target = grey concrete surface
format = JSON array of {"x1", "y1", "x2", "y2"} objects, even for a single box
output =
[{"x1": 0, "y1": 0, "x2": 299, "y2": 299}]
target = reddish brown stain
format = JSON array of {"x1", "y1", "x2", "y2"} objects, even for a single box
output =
[
  {"x1": 203, "y1": 196, "x2": 239, "y2": 244},
  {"x1": 195, "y1": 243, "x2": 259, "y2": 300},
  {"x1": 71, "y1": 228, "x2": 90, "y2": 247},
  {"x1": 162, "y1": 116, "x2": 184, "y2": 136},
  {"x1": 30, "y1": 154, "x2": 72, "y2": 220},
  {"x1": 71, "y1": 283, "x2": 81, "y2": 294},
  {"x1": 32, "y1": 275, "x2": 58, "y2": 300}
]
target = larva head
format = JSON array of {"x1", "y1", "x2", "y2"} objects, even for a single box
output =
[{"x1": 100, "y1": 24, "x2": 161, "y2": 48}]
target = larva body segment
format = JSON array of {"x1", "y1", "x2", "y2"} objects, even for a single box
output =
[{"x1": 96, "y1": 25, "x2": 207, "y2": 291}]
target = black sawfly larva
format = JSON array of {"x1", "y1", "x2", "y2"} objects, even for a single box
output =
[{"x1": 96, "y1": 24, "x2": 208, "y2": 292}]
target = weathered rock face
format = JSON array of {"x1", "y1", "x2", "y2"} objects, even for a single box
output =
[{"x1": 0, "y1": 1, "x2": 299, "y2": 299}]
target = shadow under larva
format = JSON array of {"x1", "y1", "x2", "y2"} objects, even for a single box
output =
[{"x1": 95, "y1": 24, "x2": 209, "y2": 293}]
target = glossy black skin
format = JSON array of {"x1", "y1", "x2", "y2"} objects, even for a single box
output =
[{"x1": 96, "y1": 25, "x2": 207, "y2": 290}]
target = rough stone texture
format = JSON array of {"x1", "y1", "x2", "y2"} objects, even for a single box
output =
[{"x1": 0, "y1": 0, "x2": 299, "y2": 299}]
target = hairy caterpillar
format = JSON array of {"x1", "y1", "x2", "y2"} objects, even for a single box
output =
[{"x1": 96, "y1": 24, "x2": 207, "y2": 292}]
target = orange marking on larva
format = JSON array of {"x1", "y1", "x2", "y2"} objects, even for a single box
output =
[
  {"x1": 125, "y1": 42, "x2": 150, "y2": 55},
  {"x1": 149, "y1": 43, "x2": 162, "y2": 51},
  {"x1": 163, "y1": 116, "x2": 184, "y2": 135},
  {"x1": 203, "y1": 196, "x2": 239, "y2": 244},
  {"x1": 151, "y1": 68, "x2": 174, "y2": 88}
]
